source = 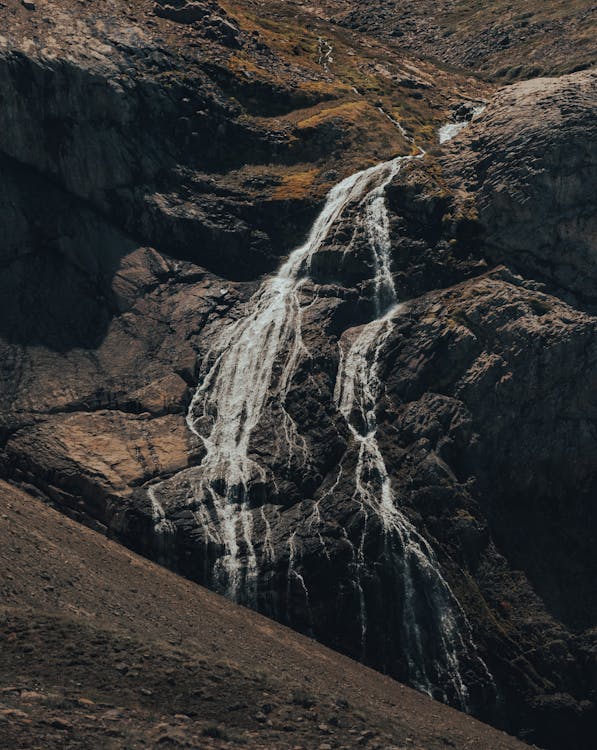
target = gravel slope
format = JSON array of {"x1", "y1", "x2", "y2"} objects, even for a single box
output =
[{"x1": 0, "y1": 480, "x2": 533, "y2": 749}]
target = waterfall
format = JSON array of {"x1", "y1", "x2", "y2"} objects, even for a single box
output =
[
  {"x1": 148, "y1": 120, "x2": 493, "y2": 706},
  {"x1": 334, "y1": 308, "x2": 478, "y2": 707},
  {"x1": 317, "y1": 37, "x2": 334, "y2": 72},
  {"x1": 332, "y1": 157, "x2": 485, "y2": 708},
  {"x1": 438, "y1": 104, "x2": 486, "y2": 144},
  {"x1": 149, "y1": 156, "x2": 414, "y2": 600}
]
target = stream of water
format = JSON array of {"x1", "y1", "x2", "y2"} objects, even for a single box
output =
[{"x1": 149, "y1": 116, "x2": 491, "y2": 706}]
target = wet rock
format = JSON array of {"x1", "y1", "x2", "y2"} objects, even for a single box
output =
[{"x1": 0, "y1": 3, "x2": 595, "y2": 749}]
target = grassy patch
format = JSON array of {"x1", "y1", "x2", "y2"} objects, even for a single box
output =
[
  {"x1": 272, "y1": 168, "x2": 319, "y2": 200},
  {"x1": 296, "y1": 101, "x2": 368, "y2": 130}
]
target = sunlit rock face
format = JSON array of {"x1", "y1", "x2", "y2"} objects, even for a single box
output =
[
  {"x1": 442, "y1": 71, "x2": 597, "y2": 304},
  {"x1": 0, "y1": 1, "x2": 596, "y2": 745}
]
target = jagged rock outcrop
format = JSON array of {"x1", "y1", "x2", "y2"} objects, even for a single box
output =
[
  {"x1": 0, "y1": 0, "x2": 596, "y2": 747},
  {"x1": 153, "y1": 0, "x2": 243, "y2": 48}
]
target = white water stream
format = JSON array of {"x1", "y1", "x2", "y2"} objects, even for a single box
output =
[
  {"x1": 148, "y1": 111, "x2": 491, "y2": 705},
  {"x1": 317, "y1": 37, "x2": 334, "y2": 73},
  {"x1": 150, "y1": 155, "x2": 415, "y2": 600},
  {"x1": 332, "y1": 157, "x2": 480, "y2": 706},
  {"x1": 438, "y1": 104, "x2": 486, "y2": 144}
]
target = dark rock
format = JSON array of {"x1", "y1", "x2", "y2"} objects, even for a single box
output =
[
  {"x1": 49, "y1": 717, "x2": 72, "y2": 730},
  {"x1": 204, "y1": 15, "x2": 242, "y2": 48},
  {"x1": 153, "y1": 0, "x2": 243, "y2": 47},
  {"x1": 442, "y1": 71, "x2": 597, "y2": 305},
  {"x1": 153, "y1": 1, "x2": 209, "y2": 24}
]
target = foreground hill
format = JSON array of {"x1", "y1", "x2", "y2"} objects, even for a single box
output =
[{"x1": 0, "y1": 480, "x2": 531, "y2": 750}]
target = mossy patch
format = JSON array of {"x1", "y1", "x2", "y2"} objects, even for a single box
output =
[
  {"x1": 296, "y1": 101, "x2": 369, "y2": 130},
  {"x1": 272, "y1": 168, "x2": 319, "y2": 200}
]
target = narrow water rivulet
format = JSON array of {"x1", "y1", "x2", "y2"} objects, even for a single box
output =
[
  {"x1": 150, "y1": 156, "x2": 412, "y2": 593},
  {"x1": 332, "y1": 153, "x2": 488, "y2": 707}
]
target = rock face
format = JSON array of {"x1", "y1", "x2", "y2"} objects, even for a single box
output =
[
  {"x1": 442, "y1": 72, "x2": 597, "y2": 304},
  {"x1": 0, "y1": 3, "x2": 308, "y2": 280},
  {"x1": 153, "y1": 0, "x2": 243, "y2": 47},
  {"x1": 1, "y1": 0, "x2": 596, "y2": 748}
]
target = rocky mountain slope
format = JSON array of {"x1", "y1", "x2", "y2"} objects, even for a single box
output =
[
  {"x1": 321, "y1": 0, "x2": 596, "y2": 81},
  {"x1": 0, "y1": 0, "x2": 596, "y2": 748},
  {"x1": 0, "y1": 479, "x2": 534, "y2": 750}
]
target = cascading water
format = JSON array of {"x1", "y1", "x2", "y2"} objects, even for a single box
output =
[
  {"x1": 438, "y1": 103, "x2": 486, "y2": 144},
  {"x1": 149, "y1": 156, "x2": 415, "y2": 600},
  {"x1": 148, "y1": 117, "x2": 493, "y2": 707},
  {"x1": 331, "y1": 151, "x2": 491, "y2": 707},
  {"x1": 317, "y1": 37, "x2": 333, "y2": 73}
]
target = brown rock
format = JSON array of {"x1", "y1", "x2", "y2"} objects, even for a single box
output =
[
  {"x1": 0, "y1": 708, "x2": 28, "y2": 720},
  {"x1": 442, "y1": 71, "x2": 597, "y2": 303},
  {"x1": 49, "y1": 717, "x2": 72, "y2": 730}
]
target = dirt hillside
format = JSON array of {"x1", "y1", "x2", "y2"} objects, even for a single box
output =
[{"x1": 0, "y1": 480, "x2": 533, "y2": 749}]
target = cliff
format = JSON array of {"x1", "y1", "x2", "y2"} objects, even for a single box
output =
[{"x1": 0, "y1": 1, "x2": 596, "y2": 748}]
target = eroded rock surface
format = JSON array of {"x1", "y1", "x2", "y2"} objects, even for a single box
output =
[
  {"x1": 442, "y1": 71, "x2": 597, "y2": 304},
  {"x1": 0, "y1": 0, "x2": 596, "y2": 747}
]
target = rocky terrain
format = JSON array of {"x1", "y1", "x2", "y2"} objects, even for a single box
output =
[
  {"x1": 0, "y1": 0, "x2": 596, "y2": 749},
  {"x1": 321, "y1": 0, "x2": 596, "y2": 81},
  {"x1": 0, "y1": 480, "x2": 533, "y2": 749}
]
